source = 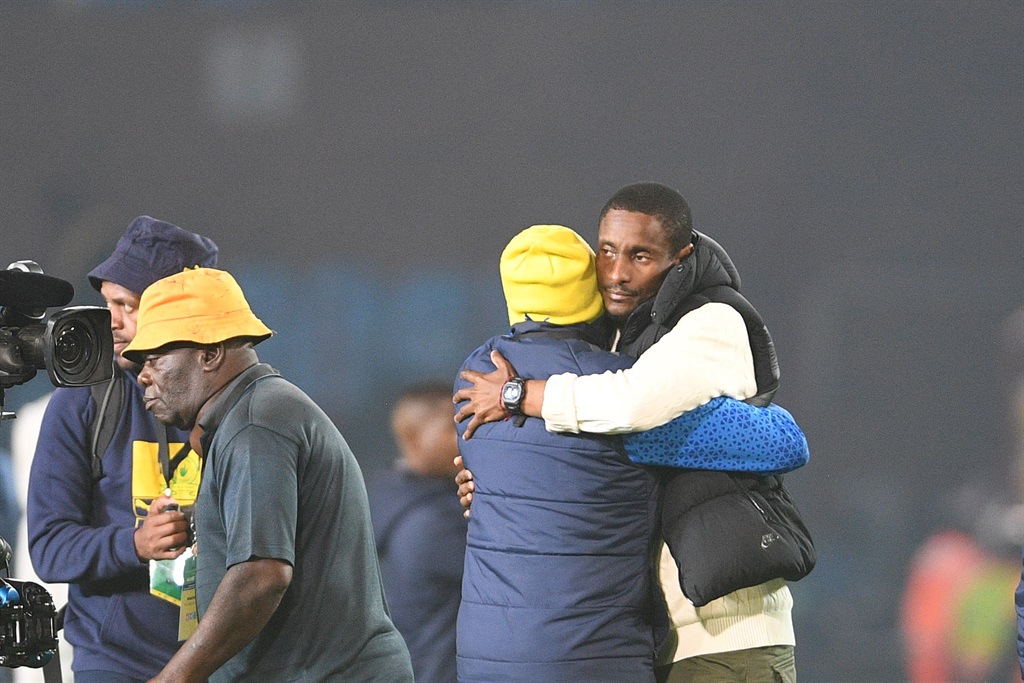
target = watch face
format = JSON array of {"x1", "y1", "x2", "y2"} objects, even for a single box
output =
[{"x1": 502, "y1": 382, "x2": 523, "y2": 402}]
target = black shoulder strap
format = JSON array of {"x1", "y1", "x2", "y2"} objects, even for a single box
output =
[
  {"x1": 41, "y1": 602, "x2": 65, "y2": 683},
  {"x1": 89, "y1": 363, "x2": 124, "y2": 483},
  {"x1": 42, "y1": 637, "x2": 62, "y2": 683}
]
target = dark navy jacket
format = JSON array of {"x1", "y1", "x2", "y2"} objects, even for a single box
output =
[
  {"x1": 368, "y1": 468, "x2": 467, "y2": 683},
  {"x1": 28, "y1": 367, "x2": 192, "y2": 678},
  {"x1": 454, "y1": 321, "x2": 663, "y2": 683}
]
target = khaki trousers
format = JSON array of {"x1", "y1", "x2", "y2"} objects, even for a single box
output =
[{"x1": 654, "y1": 645, "x2": 796, "y2": 683}]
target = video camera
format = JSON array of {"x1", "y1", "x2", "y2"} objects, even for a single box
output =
[
  {"x1": 0, "y1": 260, "x2": 113, "y2": 415},
  {"x1": 0, "y1": 259, "x2": 113, "y2": 673},
  {"x1": 0, "y1": 536, "x2": 57, "y2": 669}
]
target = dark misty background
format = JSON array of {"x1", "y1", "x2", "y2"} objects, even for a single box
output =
[{"x1": 1, "y1": 2, "x2": 1021, "y2": 680}]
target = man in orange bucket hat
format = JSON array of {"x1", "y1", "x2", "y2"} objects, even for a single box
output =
[{"x1": 124, "y1": 267, "x2": 413, "y2": 683}]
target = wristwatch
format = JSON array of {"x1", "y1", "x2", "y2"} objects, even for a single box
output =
[{"x1": 500, "y1": 376, "x2": 526, "y2": 416}]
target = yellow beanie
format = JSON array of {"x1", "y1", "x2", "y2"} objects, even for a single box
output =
[{"x1": 499, "y1": 225, "x2": 604, "y2": 327}]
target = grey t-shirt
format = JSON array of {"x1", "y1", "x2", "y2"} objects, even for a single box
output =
[{"x1": 195, "y1": 364, "x2": 412, "y2": 682}]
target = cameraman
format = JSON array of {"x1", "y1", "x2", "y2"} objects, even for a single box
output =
[{"x1": 26, "y1": 217, "x2": 218, "y2": 683}]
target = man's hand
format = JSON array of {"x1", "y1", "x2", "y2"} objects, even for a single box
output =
[
  {"x1": 135, "y1": 494, "x2": 189, "y2": 561},
  {"x1": 454, "y1": 455, "x2": 474, "y2": 519},
  {"x1": 453, "y1": 350, "x2": 517, "y2": 440}
]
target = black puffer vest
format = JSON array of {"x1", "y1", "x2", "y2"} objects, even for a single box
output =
[{"x1": 618, "y1": 232, "x2": 803, "y2": 607}]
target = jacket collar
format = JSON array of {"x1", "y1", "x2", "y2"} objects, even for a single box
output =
[
  {"x1": 508, "y1": 318, "x2": 615, "y2": 350},
  {"x1": 197, "y1": 362, "x2": 279, "y2": 452}
]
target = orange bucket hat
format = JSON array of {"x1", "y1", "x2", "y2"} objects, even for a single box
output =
[{"x1": 122, "y1": 267, "x2": 273, "y2": 364}]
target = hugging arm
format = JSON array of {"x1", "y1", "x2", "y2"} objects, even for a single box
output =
[
  {"x1": 623, "y1": 398, "x2": 809, "y2": 475},
  {"x1": 454, "y1": 304, "x2": 754, "y2": 437}
]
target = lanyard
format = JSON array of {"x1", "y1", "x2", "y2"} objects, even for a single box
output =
[{"x1": 156, "y1": 425, "x2": 192, "y2": 490}]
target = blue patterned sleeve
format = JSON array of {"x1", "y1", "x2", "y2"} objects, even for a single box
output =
[{"x1": 622, "y1": 397, "x2": 809, "y2": 474}]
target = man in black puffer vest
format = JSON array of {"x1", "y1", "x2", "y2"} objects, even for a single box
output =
[{"x1": 455, "y1": 182, "x2": 809, "y2": 682}]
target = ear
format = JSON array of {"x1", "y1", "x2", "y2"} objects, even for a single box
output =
[
  {"x1": 672, "y1": 242, "x2": 694, "y2": 264},
  {"x1": 200, "y1": 343, "x2": 227, "y2": 371}
]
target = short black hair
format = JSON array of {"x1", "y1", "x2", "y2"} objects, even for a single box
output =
[
  {"x1": 599, "y1": 182, "x2": 693, "y2": 252},
  {"x1": 393, "y1": 380, "x2": 453, "y2": 414}
]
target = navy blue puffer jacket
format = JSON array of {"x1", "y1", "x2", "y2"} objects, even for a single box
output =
[{"x1": 454, "y1": 321, "x2": 663, "y2": 683}]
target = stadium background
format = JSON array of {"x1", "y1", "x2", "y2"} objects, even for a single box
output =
[{"x1": 1, "y1": 2, "x2": 1022, "y2": 680}]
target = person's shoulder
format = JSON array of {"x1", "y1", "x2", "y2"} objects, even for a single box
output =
[
  {"x1": 49, "y1": 384, "x2": 92, "y2": 399},
  {"x1": 244, "y1": 373, "x2": 316, "y2": 415},
  {"x1": 42, "y1": 385, "x2": 93, "y2": 414},
  {"x1": 23, "y1": 388, "x2": 92, "y2": 459},
  {"x1": 674, "y1": 300, "x2": 748, "y2": 333},
  {"x1": 212, "y1": 374, "x2": 307, "y2": 445},
  {"x1": 680, "y1": 298, "x2": 745, "y2": 317},
  {"x1": 455, "y1": 336, "x2": 503, "y2": 380},
  {"x1": 560, "y1": 335, "x2": 609, "y2": 354},
  {"x1": 460, "y1": 335, "x2": 501, "y2": 364},
  {"x1": 366, "y1": 468, "x2": 417, "y2": 533},
  {"x1": 561, "y1": 338, "x2": 633, "y2": 374},
  {"x1": 391, "y1": 481, "x2": 466, "y2": 538},
  {"x1": 372, "y1": 470, "x2": 453, "y2": 503},
  {"x1": 366, "y1": 467, "x2": 420, "y2": 503}
]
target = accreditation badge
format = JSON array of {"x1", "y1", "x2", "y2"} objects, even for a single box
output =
[
  {"x1": 177, "y1": 554, "x2": 198, "y2": 641},
  {"x1": 149, "y1": 548, "x2": 190, "y2": 606}
]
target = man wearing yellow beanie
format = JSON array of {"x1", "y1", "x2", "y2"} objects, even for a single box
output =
[
  {"x1": 122, "y1": 268, "x2": 413, "y2": 683},
  {"x1": 454, "y1": 224, "x2": 664, "y2": 681}
]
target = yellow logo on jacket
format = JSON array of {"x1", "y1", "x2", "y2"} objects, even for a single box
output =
[{"x1": 132, "y1": 440, "x2": 201, "y2": 525}]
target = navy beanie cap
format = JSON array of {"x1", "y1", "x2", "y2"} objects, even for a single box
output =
[{"x1": 87, "y1": 216, "x2": 219, "y2": 295}]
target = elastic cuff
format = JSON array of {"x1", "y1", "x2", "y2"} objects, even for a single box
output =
[{"x1": 116, "y1": 526, "x2": 145, "y2": 569}]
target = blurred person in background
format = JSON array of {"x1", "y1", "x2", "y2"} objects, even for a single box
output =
[
  {"x1": 27, "y1": 217, "x2": 217, "y2": 683},
  {"x1": 904, "y1": 305, "x2": 1024, "y2": 683},
  {"x1": 124, "y1": 267, "x2": 412, "y2": 683},
  {"x1": 367, "y1": 381, "x2": 466, "y2": 683}
]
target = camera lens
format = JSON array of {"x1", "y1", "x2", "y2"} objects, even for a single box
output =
[
  {"x1": 42, "y1": 306, "x2": 112, "y2": 387},
  {"x1": 53, "y1": 320, "x2": 95, "y2": 375}
]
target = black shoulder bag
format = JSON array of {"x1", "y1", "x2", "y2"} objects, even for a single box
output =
[{"x1": 661, "y1": 471, "x2": 816, "y2": 607}]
